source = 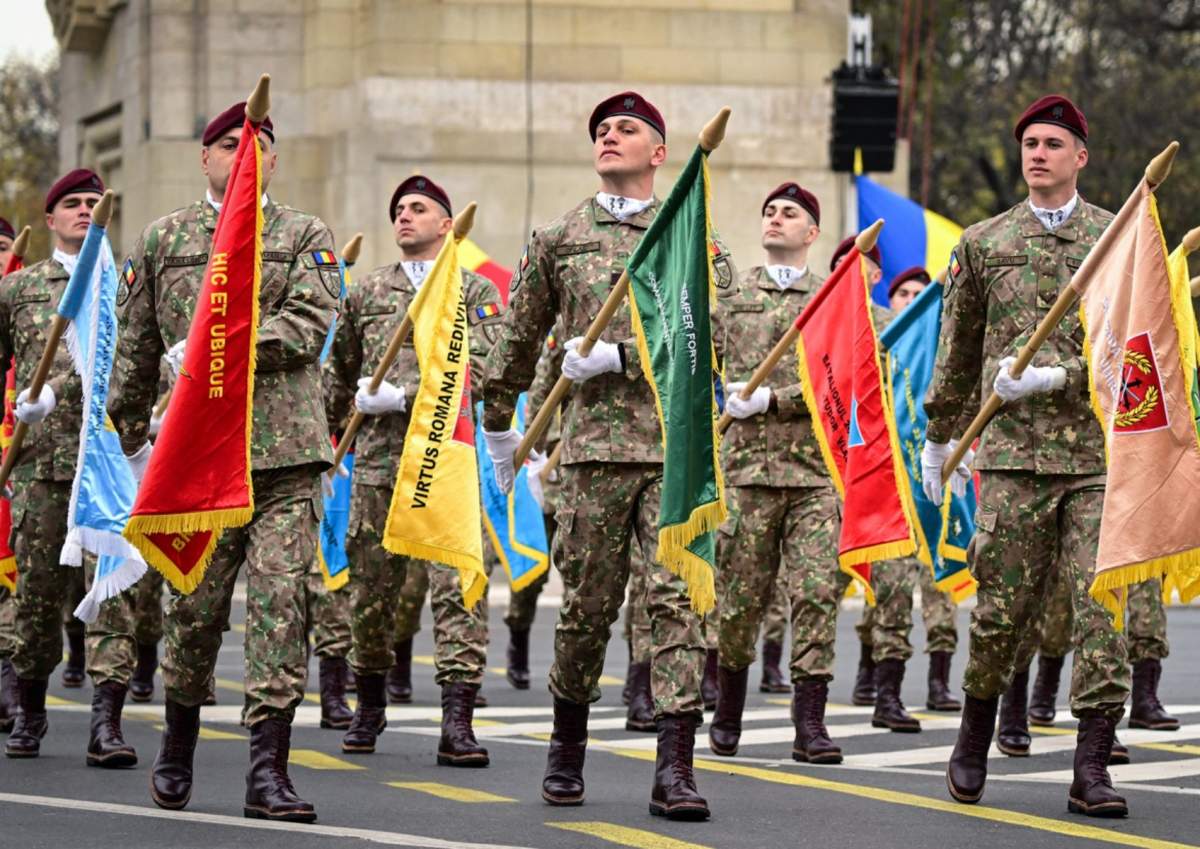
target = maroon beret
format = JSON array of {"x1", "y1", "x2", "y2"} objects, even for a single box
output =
[
  {"x1": 202, "y1": 101, "x2": 275, "y2": 147},
  {"x1": 888, "y1": 265, "x2": 931, "y2": 298},
  {"x1": 0, "y1": 217, "x2": 14, "y2": 241},
  {"x1": 389, "y1": 175, "x2": 452, "y2": 222},
  {"x1": 588, "y1": 91, "x2": 665, "y2": 142},
  {"x1": 762, "y1": 182, "x2": 820, "y2": 226},
  {"x1": 1014, "y1": 94, "x2": 1087, "y2": 143},
  {"x1": 44, "y1": 168, "x2": 105, "y2": 214},
  {"x1": 830, "y1": 234, "x2": 882, "y2": 273}
]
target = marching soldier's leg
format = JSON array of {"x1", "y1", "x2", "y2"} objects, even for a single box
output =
[
  {"x1": 868, "y1": 557, "x2": 921, "y2": 732},
  {"x1": 851, "y1": 596, "x2": 877, "y2": 706},
  {"x1": 625, "y1": 542, "x2": 656, "y2": 732},
  {"x1": 61, "y1": 564, "x2": 86, "y2": 688},
  {"x1": 342, "y1": 485, "x2": 409, "y2": 755},
  {"x1": 1127, "y1": 579, "x2": 1177, "y2": 730},
  {"x1": 636, "y1": 473, "x2": 708, "y2": 821},
  {"x1": 83, "y1": 556, "x2": 138, "y2": 767},
  {"x1": 129, "y1": 569, "x2": 164, "y2": 703},
  {"x1": 241, "y1": 465, "x2": 322, "y2": 823},
  {"x1": 711, "y1": 485, "x2": 783, "y2": 757},
  {"x1": 920, "y1": 562, "x2": 961, "y2": 711},
  {"x1": 543, "y1": 462, "x2": 639, "y2": 809},
  {"x1": 784, "y1": 486, "x2": 847, "y2": 765},
  {"x1": 387, "y1": 560, "x2": 428, "y2": 704},
  {"x1": 1062, "y1": 477, "x2": 1129, "y2": 818},
  {"x1": 1029, "y1": 564, "x2": 1072, "y2": 727},
  {"x1": 758, "y1": 572, "x2": 790, "y2": 694},
  {"x1": 0, "y1": 588, "x2": 17, "y2": 733},
  {"x1": 701, "y1": 608, "x2": 719, "y2": 712},
  {"x1": 948, "y1": 472, "x2": 1057, "y2": 804},
  {"x1": 7, "y1": 481, "x2": 71, "y2": 758},
  {"x1": 998, "y1": 613, "x2": 1042, "y2": 756},
  {"x1": 428, "y1": 564, "x2": 489, "y2": 767},
  {"x1": 504, "y1": 566, "x2": 548, "y2": 690},
  {"x1": 305, "y1": 560, "x2": 352, "y2": 730}
]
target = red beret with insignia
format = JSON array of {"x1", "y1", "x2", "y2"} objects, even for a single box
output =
[
  {"x1": 44, "y1": 168, "x2": 105, "y2": 214},
  {"x1": 762, "y1": 182, "x2": 820, "y2": 226},
  {"x1": 0, "y1": 217, "x2": 14, "y2": 241},
  {"x1": 1014, "y1": 94, "x2": 1087, "y2": 143},
  {"x1": 390, "y1": 175, "x2": 452, "y2": 222},
  {"x1": 202, "y1": 101, "x2": 275, "y2": 147},
  {"x1": 888, "y1": 265, "x2": 931, "y2": 298},
  {"x1": 830, "y1": 234, "x2": 881, "y2": 273},
  {"x1": 588, "y1": 91, "x2": 666, "y2": 142}
]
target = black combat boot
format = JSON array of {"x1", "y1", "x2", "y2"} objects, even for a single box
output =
[
  {"x1": 946, "y1": 694, "x2": 998, "y2": 803},
  {"x1": 1129, "y1": 659, "x2": 1179, "y2": 730},
  {"x1": 1068, "y1": 715, "x2": 1128, "y2": 818},
  {"x1": 650, "y1": 714, "x2": 710, "y2": 821},
  {"x1": 708, "y1": 666, "x2": 748, "y2": 756},
  {"x1": 86, "y1": 680, "x2": 137, "y2": 767},
  {"x1": 318, "y1": 657, "x2": 353, "y2": 730},
  {"x1": 1027, "y1": 654, "x2": 1064, "y2": 726},
  {"x1": 791, "y1": 679, "x2": 842, "y2": 764},
  {"x1": 4, "y1": 677, "x2": 48, "y2": 758},
  {"x1": 997, "y1": 669, "x2": 1031, "y2": 756},
  {"x1": 851, "y1": 642, "x2": 876, "y2": 706},
  {"x1": 700, "y1": 649, "x2": 719, "y2": 711},
  {"x1": 625, "y1": 661, "x2": 656, "y2": 732},
  {"x1": 542, "y1": 698, "x2": 588, "y2": 806},
  {"x1": 622, "y1": 643, "x2": 634, "y2": 706},
  {"x1": 129, "y1": 642, "x2": 158, "y2": 703},
  {"x1": 926, "y1": 651, "x2": 961, "y2": 711},
  {"x1": 386, "y1": 639, "x2": 413, "y2": 704},
  {"x1": 1110, "y1": 731, "x2": 1130, "y2": 766},
  {"x1": 759, "y1": 639, "x2": 789, "y2": 693},
  {"x1": 150, "y1": 699, "x2": 201, "y2": 809},
  {"x1": 505, "y1": 628, "x2": 531, "y2": 690},
  {"x1": 0, "y1": 658, "x2": 17, "y2": 733},
  {"x1": 341, "y1": 673, "x2": 387, "y2": 754},
  {"x1": 244, "y1": 717, "x2": 316, "y2": 822},
  {"x1": 872, "y1": 659, "x2": 921, "y2": 732},
  {"x1": 62, "y1": 631, "x2": 86, "y2": 688},
  {"x1": 437, "y1": 682, "x2": 489, "y2": 767}
]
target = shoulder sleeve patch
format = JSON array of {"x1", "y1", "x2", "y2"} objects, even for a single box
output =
[{"x1": 469, "y1": 303, "x2": 503, "y2": 324}]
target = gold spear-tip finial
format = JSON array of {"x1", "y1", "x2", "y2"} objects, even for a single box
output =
[
  {"x1": 1146, "y1": 141, "x2": 1180, "y2": 187},
  {"x1": 92, "y1": 190, "x2": 115, "y2": 228},
  {"x1": 340, "y1": 233, "x2": 364, "y2": 264},
  {"x1": 1181, "y1": 225, "x2": 1200, "y2": 255},
  {"x1": 855, "y1": 218, "x2": 885, "y2": 253},
  {"x1": 11, "y1": 226, "x2": 31, "y2": 257},
  {"x1": 246, "y1": 74, "x2": 271, "y2": 124},
  {"x1": 699, "y1": 107, "x2": 732, "y2": 153},
  {"x1": 453, "y1": 202, "x2": 477, "y2": 240},
  {"x1": 1191, "y1": 275, "x2": 1200, "y2": 297}
]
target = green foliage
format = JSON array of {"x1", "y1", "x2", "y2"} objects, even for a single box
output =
[{"x1": 0, "y1": 57, "x2": 59, "y2": 260}]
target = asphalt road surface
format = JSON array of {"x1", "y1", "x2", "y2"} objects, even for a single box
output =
[{"x1": 4, "y1": 588, "x2": 1199, "y2": 849}]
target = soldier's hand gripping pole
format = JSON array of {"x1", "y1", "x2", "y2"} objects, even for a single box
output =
[
  {"x1": 331, "y1": 208, "x2": 474, "y2": 470},
  {"x1": 715, "y1": 218, "x2": 884, "y2": 436},
  {"x1": 941, "y1": 140, "x2": 1180, "y2": 484},
  {"x1": 514, "y1": 106, "x2": 733, "y2": 467},
  {"x1": 0, "y1": 191, "x2": 115, "y2": 491}
]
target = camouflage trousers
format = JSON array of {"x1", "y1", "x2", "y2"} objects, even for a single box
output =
[
  {"x1": 162, "y1": 464, "x2": 321, "y2": 726},
  {"x1": 504, "y1": 566, "x2": 549, "y2": 632},
  {"x1": 552, "y1": 462, "x2": 704, "y2": 716},
  {"x1": 855, "y1": 557, "x2": 959, "y2": 663},
  {"x1": 131, "y1": 568, "x2": 164, "y2": 645},
  {"x1": 61, "y1": 563, "x2": 86, "y2": 641},
  {"x1": 306, "y1": 555, "x2": 351, "y2": 659},
  {"x1": 761, "y1": 571, "x2": 789, "y2": 645},
  {"x1": 10, "y1": 479, "x2": 135, "y2": 684},
  {"x1": 623, "y1": 535, "x2": 653, "y2": 663},
  {"x1": 0, "y1": 588, "x2": 15, "y2": 658},
  {"x1": 964, "y1": 472, "x2": 1128, "y2": 718},
  {"x1": 351, "y1": 484, "x2": 486, "y2": 686},
  {"x1": 716, "y1": 484, "x2": 847, "y2": 681}
]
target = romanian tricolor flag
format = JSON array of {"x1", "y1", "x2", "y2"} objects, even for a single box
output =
[
  {"x1": 794, "y1": 235, "x2": 918, "y2": 602},
  {"x1": 1078, "y1": 178, "x2": 1200, "y2": 623},
  {"x1": 459, "y1": 238, "x2": 512, "y2": 302},
  {"x1": 856, "y1": 175, "x2": 962, "y2": 306},
  {"x1": 124, "y1": 114, "x2": 265, "y2": 593},
  {"x1": 0, "y1": 248, "x2": 24, "y2": 593},
  {"x1": 382, "y1": 228, "x2": 487, "y2": 608}
]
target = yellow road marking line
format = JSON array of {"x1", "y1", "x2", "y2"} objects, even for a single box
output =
[
  {"x1": 45, "y1": 695, "x2": 79, "y2": 706},
  {"x1": 414, "y1": 654, "x2": 436, "y2": 666},
  {"x1": 385, "y1": 782, "x2": 515, "y2": 803},
  {"x1": 547, "y1": 821, "x2": 713, "y2": 849},
  {"x1": 426, "y1": 716, "x2": 506, "y2": 727},
  {"x1": 153, "y1": 723, "x2": 244, "y2": 741},
  {"x1": 598, "y1": 675, "x2": 623, "y2": 687},
  {"x1": 1134, "y1": 742, "x2": 1200, "y2": 757},
  {"x1": 214, "y1": 676, "x2": 243, "y2": 693},
  {"x1": 1030, "y1": 726, "x2": 1077, "y2": 736},
  {"x1": 604, "y1": 747, "x2": 1200, "y2": 849},
  {"x1": 231, "y1": 623, "x2": 246, "y2": 633},
  {"x1": 289, "y1": 749, "x2": 366, "y2": 770}
]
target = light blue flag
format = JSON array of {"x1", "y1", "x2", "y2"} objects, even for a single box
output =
[
  {"x1": 59, "y1": 221, "x2": 147, "y2": 622},
  {"x1": 318, "y1": 256, "x2": 351, "y2": 366},
  {"x1": 317, "y1": 450, "x2": 353, "y2": 589},
  {"x1": 879, "y1": 282, "x2": 977, "y2": 602},
  {"x1": 476, "y1": 395, "x2": 549, "y2": 590}
]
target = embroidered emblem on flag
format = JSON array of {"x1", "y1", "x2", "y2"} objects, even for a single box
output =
[
  {"x1": 847, "y1": 396, "x2": 865, "y2": 448},
  {"x1": 1114, "y1": 332, "x2": 1169, "y2": 434}
]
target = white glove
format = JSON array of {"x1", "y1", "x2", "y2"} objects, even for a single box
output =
[
  {"x1": 562, "y1": 337, "x2": 623, "y2": 382},
  {"x1": 149, "y1": 405, "x2": 166, "y2": 438},
  {"x1": 163, "y1": 339, "x2": 187, "y2": 381},
  {"x1": 525, "y1": 449, "x2": 547, "y2": 510},
  {"x1": 992, "y1": 356, "x2": 1066, "y2": 402},
  {"x1": 127, "y1": 442, "x2": 153, "y2": 484},
  {"x1": 321, "y1": 460, "x2": 350, "y2": 499},
  {"x1": 355, "y1": 377, "x2": 407, "y2": 415},
  {"x1": 920, "y1": 439, "x2": 974, "y2": 506},
  {"x1": 15, "y1": 384, "x2": 56, "y2": 425},
  {"x1": 484, "y1": 428, "x2": 522, "y2": 494},
  {"x1": 725, "y1": 382, "x2": 771, "y2": 419}
]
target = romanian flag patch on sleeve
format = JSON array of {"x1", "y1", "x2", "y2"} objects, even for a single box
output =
[
  {"x1": 122, "y1": 258, "x2": 137, "y2": 285},
  {"x1": 311, "y1": 249, "x2": 338, "y2": 266},
  {"x1": 474, "y1": 303, "x2": 501, "y2": 320}
]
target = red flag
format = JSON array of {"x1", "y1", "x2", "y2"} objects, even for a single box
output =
[
  {"x1": 124, "y1": 117, "x2": 264, "y2": 593},
  {"x1": 794, "y1": 250, "x2": 918, "y2": 603},
  {"x1": 0, "y1": 249, "x2": 24, "y2": 592}
]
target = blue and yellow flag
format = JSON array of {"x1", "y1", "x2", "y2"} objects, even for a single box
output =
[
  {"x1": 316, "y1": 450, "x2": 353, "y2": 590},
  {"x1": 879, "y1": 281, "x2": 976, "y2": 601}
]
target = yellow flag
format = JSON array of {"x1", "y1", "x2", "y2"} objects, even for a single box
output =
[{"x1": 382, "y1": 231, "x2": 486, "y2": 607}]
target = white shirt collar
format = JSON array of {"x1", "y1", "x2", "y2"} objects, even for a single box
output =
[
  {"x1": 765, "y1": 265, "x2": 807, "y2": 289},
  {"x1": 595, "y1": 192, "x2": 653, "y2": 222},
  {"x1": 52, "y1": 247, "x2": 79, "y2": 276},
  {"x1": 206, "y1": 189, "x2": 270, "y2": 212},
  {"x1": 1028, "y1": 193, "x2": 1079, "y2": 233},
  {"x1": 402, "y1": 260, "x2": 431, "y2": 290}
]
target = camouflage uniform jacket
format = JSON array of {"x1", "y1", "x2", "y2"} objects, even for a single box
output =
[
  {"x1": 0, "y1": 257, "x2": 83, "y2": 482},
  {"x1": 526, "y1": 322, "x2": 564, "y2": 446},
  {"x1": 481, "y1": 195, "x2": 735, "y2": 466},
  {"x1": 109, "y1": 199, "x2": 339, "y2": 471},
  {"x1": 925, "y1": 199, "x2": 1110, "y2": 475},
  {"x1": 715, "y1": 265, "x2": 831, "y2": 489},
  {"x1": 323, "y1": 262, "x2": 502, "y2": 488}
]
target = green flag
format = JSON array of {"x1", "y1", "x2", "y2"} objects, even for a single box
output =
[{"x1": 627, "y1": 144, "x2": 726, "y2": 614}]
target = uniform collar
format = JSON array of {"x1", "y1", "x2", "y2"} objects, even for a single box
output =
[
  {"x1": 1019, "y1": 195, "x2": 1088, "y2": 242},
  {"x1": 201, "y1": 192, "x2": 274, "y2": 232},
  {"x1": 388, "y1": 261, "x2": 419, "y2": 293},
  {"x1": 590, "y1": 195, "x2": 659, "y2": 230},
  {"x1": 52, "y1": 247, "x2": 79, "y2": 277},
  {"x1": 754, "y1": 264, "x2": 815, "y2": 293}
]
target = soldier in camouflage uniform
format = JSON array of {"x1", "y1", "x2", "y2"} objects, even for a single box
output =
[
  {"x1": 109, "y1": 104, "x2": 337, "y2": 822},
  {"x1": 926, "y1": 96, "x2": 1130, "y2": 817},
  {"x1": 757, "y1": 572, "x2": 790, "y2": 693},
  {"x1": 481, "y1": 92, "x2": 725, "y2": 820},
  {"x1": 60, "y1": 568, "x2": 87, "y2": 686},
  {"x1": 709, "y1": 183, "x2": 857, "y2": 765},
  {"x1": 323, "y1": 175, "x2": 500, "y2": 766},
  {"x1": 0, "y1": 216, "x2": 16, "y2": 733},
  {"x1": 2, "y1": 170, "x2": 138, "y2": 766}
]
